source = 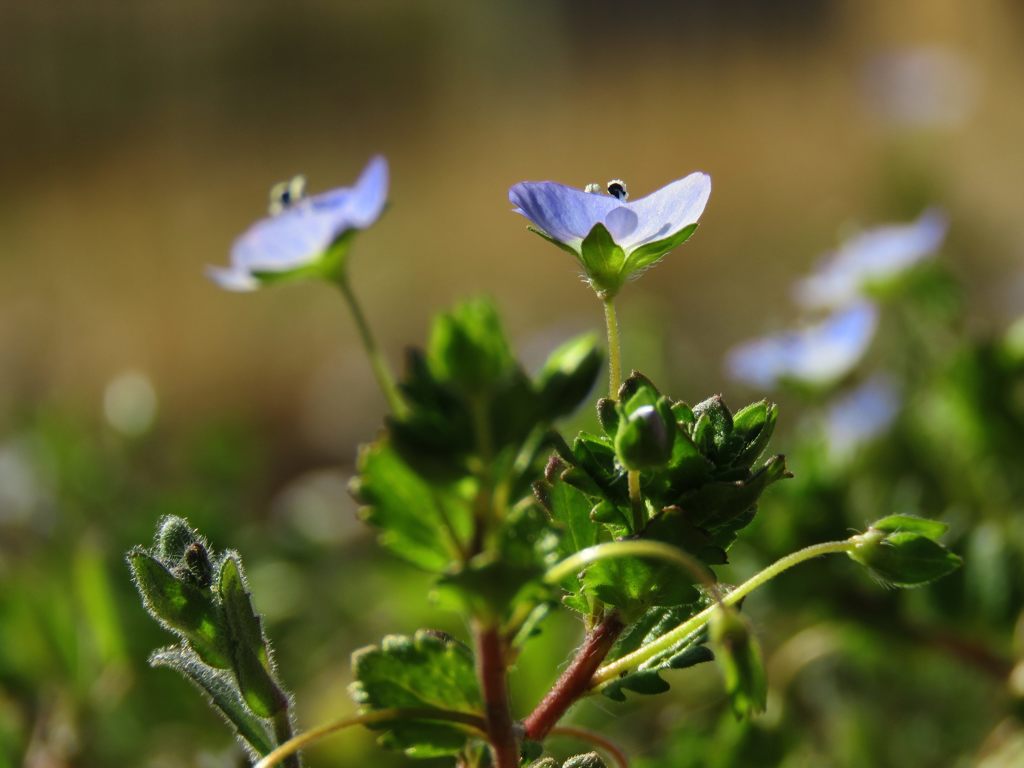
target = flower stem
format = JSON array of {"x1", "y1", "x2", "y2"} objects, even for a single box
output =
[
  {"x1": 271, "y1": 712, "x2": 299, "y2": 768},
  {"x1": 603, "y1": 296, "x2": 622, "y2": 398},
  {"x1": 548, "y1": 725, "x2": 631, "y2": 768},
  {"x1": 252, "y1": 708, "x2": 486, "y2": 768},
  {"x1": 590, "y1": 539, "x2": 856, "y2": 688},
  {"x1": 473, "y1": 622, "x2": 520, "y2": 768},
  {"x1": 335, "y1": 275, "x2": 408, "y2": 416},
  {"x1": 627, "y1": 470, "x2": 644, "y2": 533},
  {"x1": 523, "y1": 612, "x2": 625, "y2": 741}
]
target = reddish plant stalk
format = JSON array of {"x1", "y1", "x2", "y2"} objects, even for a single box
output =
[
  {"x1": 474, "y1": 622, "x2": 520, "y2": 768},
  {"x1": 523, "y1": 613, "x2": 625, "y2": 741}
]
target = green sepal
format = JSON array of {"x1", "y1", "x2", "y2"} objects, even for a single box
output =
[
  {"x1": 156, "y1": 515, "x2": 200, "y2": 564},
  {"x1": 709, "y1": 607, "x2": 767, "y2": 719},
  {"x1": 596, "y1": 398, "x2": 620, "y2": 435},
  {"x1": 729, "y1": 400, "x2": 778, "y2": 469},
  {"x1": 620, "y1": 223, "x2": 699, "y2": 277},
  {"x1": 127, "y1": 548, "x2": 231, "y2": 669},
  {"x1": 150, "y1": 646, "x2": 275, "y2": 759},
  {"x1": 219, "y1": 555, "x2": 287, "y2": 718},
  {"x1": 580, "y1": 223, "x2": 627, "y2": 297},
  {"x1": 535, "y1": 333, "x2": 603, "y2": 420},
  {"x1": 849, "y1": 517, "x2": 962, "y2": 588},
  {"x1": 349, "y1": 630, "x2": 482, "y2": 758},
  {"x1": 528, "y1": 226, "x2": 581, "y2": 258},
  {"x1": 614, "y1": 397, "x2": 676, "y2": 471},
  {"x1": 250, "y1": 232, "x2": 355, "y2": 287}
]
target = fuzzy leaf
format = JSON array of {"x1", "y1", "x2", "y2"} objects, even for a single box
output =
[
  {"x1": 350, "y1": 631, "x2": 482, "y2": 758},
  {"x1": 353, "y1": 440, "x2": 472, "y2": 572},
  {"x1": 128, "y1": 549, "x2": 230, "y2": 669},
  {"x1": 220, "y1": 555, "x2": 286, "y2": 717},
  {"x1": 150, "y1": 646, "x2": 275, "y2": 758}
]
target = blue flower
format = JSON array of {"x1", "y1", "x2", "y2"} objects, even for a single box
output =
[
  {"x1": 209, "y1": 155, "x2": 388, "y2": 291},
  {"x1": 823, "y1": 375, "x2": 900, "y2": 459},
  {"x1": 509, "y1": 172, "x2": 711, "y2": 297},
  {"x1": 725, "y1": 303, "x2": 879, "y2": 391},
  {"x1": 794, "y1": 210, "x2": 947, "y2": 309}
]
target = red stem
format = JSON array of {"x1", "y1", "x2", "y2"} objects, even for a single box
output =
[
  {"x1": 523, "y1": 613, "x2": 625, "y2": 741},
  {"x1": 474, "y1": 622, "x2": 520, "y2": 768}
]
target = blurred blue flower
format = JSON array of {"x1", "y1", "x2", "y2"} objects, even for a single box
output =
[
  {"x1": 509, "y1": 172, "x2": 711, "y2": 295},
  {"x1": 794, "y1": 210, "x2": 947, "y2": 309},
  {"x1": 726, "y1": 303, "x2": 879, "y2": 390},
  {"x1": 822, "y1": 375, "x2": 900, "y2": 459},
  {"x1": 209, "y1": 155, "x2": 388, "y2": 291}
]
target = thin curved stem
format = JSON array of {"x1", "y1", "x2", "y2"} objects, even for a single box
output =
[
  {"x1": 549, "y1": 725, "x2": 631, "y2": 768},
  {"x1": 544, "y1": 540, "x2": 718, "y2": 593},
  {"x1": 603, "y1": 297, "x2": 622, "y2": 398},
  {"x1": 252, "y1": 708, "x2": 486, "y2": 768},
  {"x1": 590, "y1": 539, "x2": 855, "y2": 688},
  {"x1": 336, "y1": 275, "x2": 408, "y2": 417}
]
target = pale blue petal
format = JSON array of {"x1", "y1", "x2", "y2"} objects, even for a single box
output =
[
  {"x1": 229, "y1": 205, "x2": 340, "y2": 274},
  {"x1": 211, "y1": 155, "x2": 389, "y2": 288},
  {"x1": 726, "y1": 303, "x2": 879, "y2": 390},
  {"x1": 344, "y1": 155, "x2": 389, "y2": 228},
  {"x1": 795, "y1": 210, "x2": 948, "y2": 309},
  {"x1": 824, "y1": 375, "x2": 900, "y2": 458},
  {"x1": 510, "y1": 181, "x2": 620, "y2": 251},
  {"x1": 620, "y1": 172, "x2": 711, "y2": 251},
  {"x1": 206, "y1": 265, "x2": 260, "y2": 292},
  {"x1": 604, "y1": 206, "x2": 639, "y2": 241}
]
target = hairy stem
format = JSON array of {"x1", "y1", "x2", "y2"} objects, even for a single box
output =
[
  {"x1": 271, "y1": 711, "x2": 300, "y2": 768},
  {"x1": 590, "y1": 539, "x2": 856, "y2": 688},
  {"x1": 523, "y1": 612, "x2": 625, "y2": 741},
  {"x1": 627, "y1": 470, "x2": 644, "y2": 533},
  {"x1": 336, "y1": 275, "x2": 407, "y2": 416},
  {"x1": 253, "y1": 708, "x2": 486, "y2": 768},
  {"x1": 549, "y1": 725, "x2": 631, "y2": 768},
  {"x1": 474, "y1": 622, "x2": 519, "y2": 768},
  {"x1": 603, "y1": 297, "x2": 622, "y2": 398}
]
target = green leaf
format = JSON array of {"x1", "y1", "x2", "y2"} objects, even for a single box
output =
[
  {"x1": 219, "y1": 555, "x2": 287, "y2": 717},
  {"x1": 579, "y1": 223, "x2": 627, "y2": 297},
  {"x1": 621, "y1": 223, "x2": 699, "y2": 277},
  {"x1": 350, "y1": 631, "x2": 482, "y2": 758},
  {"x1": 150, "y1": 646, "x2": 275, "y2": 758},
  {"x1": 546, "y1": 477, "x2": 600, "y2": 558},
  {"x1": 581, "y1": 552, "x2": 700, "y2": 621},
  {"x1": 709, "y1": 608, "x2": 766, "y2": 718},
  {"x1": 849, "y1": 526, "x2": 962, "y2": 588},
  {"x1": 427, "y1": 299, "x2": 515, "y2": 396},
  {"x1": 868, "y1": 514, "x2": 949, "y2": 540},
  {"x1": 128, "y1": 549, "x2": 230, "y2": 669},
  {"x1": 353, "y1": 439, "x2": 472, "y2": 572},
  {"x1": 535, "y1": 333, "x2": 602, "y2": 420}
]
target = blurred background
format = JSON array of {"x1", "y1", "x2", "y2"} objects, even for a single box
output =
[{"x1": 2, "y1": 0, "x2": 1024, "y2": 766}]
